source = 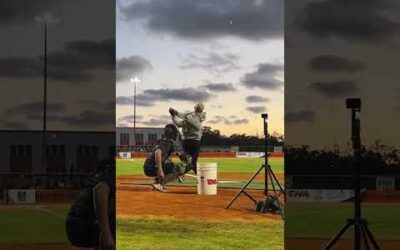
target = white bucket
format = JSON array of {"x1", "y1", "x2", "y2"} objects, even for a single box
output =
[{"x1": 197, "y1": 162, "x2": 218, "y2": 195}]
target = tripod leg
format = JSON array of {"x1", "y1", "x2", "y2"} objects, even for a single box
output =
[
  {"x1": 360, "y1": 223, "x2": 371, "y2": 250},
  {"x1": 269, "y1": 165, "x2": 285, "y2": 194},
  {"x1": 362, "y1": 221, "x2": 380, "y2": 250},
  {"x1": 226, "y1": 165, "x2": 265, "y2": 209},
  {"x1": 268, "y1": 168, "x2": 284, "y2": 219},
  {"x1": 322, "y1": 220, "x2": 353, "y2": 250},
  {"x1": 242, "y1": 191, "x2": 258, "y2": 204}
]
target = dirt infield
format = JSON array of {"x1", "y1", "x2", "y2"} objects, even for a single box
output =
[
  {"x1": 285, "y1": 238, "x2": 400, "y2": 250},
  {"x1": 0, "y1": 244, "x2": 79, "y2": 250},
  {"x1": 117, "y1": 185, "x2": 281, "y2": 221},
  {"x1": 118, "y1": 172, "x2": 284, "y2": 183}
]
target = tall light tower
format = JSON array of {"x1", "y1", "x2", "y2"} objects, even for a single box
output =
[
  {"x1": 130, "y1": 77, "x2": 140, "y2": 148},
  {"x1": 35, "y1": 14, "x2": 58, "y2": 170}
]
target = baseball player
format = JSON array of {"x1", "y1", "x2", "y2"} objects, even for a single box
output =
[
  {"x1": 143, "y1": 124, "x2": 191, "y2": 192},
  {"x1": 169, "y1": 103, "x2": 206, "y2": 175}
]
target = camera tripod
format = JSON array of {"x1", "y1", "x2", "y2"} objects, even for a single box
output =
[
  {"x1": 226, "y1": 113, "x2": 285, "y2": 219},
  {"x1": 322, "y1": 98, "x2": 379, "y2": 250}
]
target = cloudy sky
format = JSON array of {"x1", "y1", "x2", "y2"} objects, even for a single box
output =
[
  {"x1": 116, "y1": 0, "x2": 284, "y2": 136},
  {"x1": 0, "y1": 0, "x2": 115, "y2": 131},
  {"x1": 286, "y1": 0, "x2": 400, "y2": 149}
]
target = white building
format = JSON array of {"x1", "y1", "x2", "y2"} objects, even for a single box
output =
[
  {"x1": 0, "y1": 130, "x2": 114, "y2": 191},
  {"x1": 116, "y1": 127, "x2": 164, "y2": 151},
  {"x1": 0, "y1": 130, "x2": 114, "y2": 174}
]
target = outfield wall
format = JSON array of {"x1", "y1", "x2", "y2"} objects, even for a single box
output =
[{"x1": 118, "y1": 151, "x2": 284, "y2": 158}]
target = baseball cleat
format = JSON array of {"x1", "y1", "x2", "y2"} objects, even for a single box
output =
[{"x1": 151, "y1": 183, "x2": 167, "y2": 192}]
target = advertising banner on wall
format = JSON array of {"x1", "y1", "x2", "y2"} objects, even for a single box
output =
[
  {"x1": 119, "y1": 152, "x2": 132, "y2": 159},
  {"x1": 287, "y1": 189, "x2": 356, "y2": 202},
  {"x1": 8, "y1": 189, "x2": 36, "y2": 204},
  {"x1": 235, "y1": 152, "x2": 265, "y2": 158},
  {"x1": 376, "y1": 176, "x2": 395, "y2": 191}
]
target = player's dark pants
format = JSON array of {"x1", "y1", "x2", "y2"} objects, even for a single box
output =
[
  {"x1": 144, "y1": 161, "x2": 180, "y2": 185},
  {"x1": 182, "y1": 139, "x2": 201, "y2": 173}
]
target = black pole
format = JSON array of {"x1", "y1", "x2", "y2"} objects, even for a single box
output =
[
  {"x1": 351, "y1": 108, "x2": 361, "y2": 250},
  {"x1": 323, "y1": 98, "x2": 379, "y2": 250},
  {"x1": 42, "y1": 22, "x2": 47, "y2": 170},
  {"x1": 263, "y1": 114, "x2": 268, "y2": 196},
  {"x1": 133, "y1": 80, "x2": 136, "y2": 148}
]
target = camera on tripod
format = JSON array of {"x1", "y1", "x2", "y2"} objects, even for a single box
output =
[
  {"x1": 346, "y1": 98, "x2": 361, "y2": 110},
  {"x1": 346, "y1": 98, "x2": 361, "y2": 147}
]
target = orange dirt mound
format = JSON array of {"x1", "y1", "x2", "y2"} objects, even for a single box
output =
[{"x1": 117, "y1": 185, "x2": 281, "y2": 221}]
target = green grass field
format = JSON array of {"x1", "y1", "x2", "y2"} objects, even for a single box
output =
[
  {"x1": 0, "y1": 205, "x2": 69, "y2": 245},
  {"x1": 117, "y1": 219, "x2": 283, "y2": 250},
  {"x1": 116, "y1": 157, "x2": 284, "y2": 176},
  {"x1": 286, "y1": 202, "x2": 400, "y2": 240}
]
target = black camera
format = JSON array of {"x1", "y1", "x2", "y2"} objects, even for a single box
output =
[
  {"x1": 346, "y1": 98, "x2": 361, "y2": 110},
  {"x1": 261, "y1": 113, "x2": 268, "y2": 119}
]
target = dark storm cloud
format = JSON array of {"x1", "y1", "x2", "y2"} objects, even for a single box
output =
[
  {"x1": 117, "y1": 87, "x2": 214, "y2": 107},
  {"x1": 0, "y1": 38, "x2": 114, "y2": 82},
  {"x1": 3, "y1": 102, "x2": 66, "y2": 116},
  {"x1": 180, "y1": 52, "x2": 240, "y2": 75},
  {"x1": 297, "y1": 0, "x2": 400, "y2": 44},
  {"x1": 47, "y1": 39, "x2": 115, "y2": 70},
  {"x1": 308, "y1": 80, "x2": 358, "y2": 99},
  {"x1": 116, "y1": 95, "x2": 155, "y2": 107},
  {"x1": 0, "y1": 102, "x2": 113, "y2": 127},
  {"x1": 285, "y1": 110, "x2": 316, "y2": 123},
  {"x1": 202, "y1": 82, "x2": 236, "y2": 92},
  {"x1": 65, "y1": 39, "x2": 115, "y2": 57},
  {"x1": 144, "y1": 88, "x2": 213, "y2": 102},
  {"x1": 246, "y1": 106, "x2": 266, "y2": 113},
  {"x1": 207, "y1": 115, "x2": 248, "y2": 125},
  {"x1": 0, "y1": 0, "x2": 69, "y2": 25},
  {"x1": 0, "y1": 57, "x2": 41, "y2": 77},
  {"x1": 309, "y1": 55, "x2": 367, "y2": 72},
  {"x1": 117, "y1": 115, "x2": 144, "y2": 124},
  {"x1": 3, "y1": 121, "x2": 29, "y2": 130},
  {"x1": 117, "y1": 56, "x2": 152, "y2": 82},
  {"x1": 118, "y1": 114, "x2": 172, "y2": 127},
  {"x1": 141, "y1": 117, "x2": 171, "y2": 126},
  {"x1": 78, "y1": 99, "x2": 114, "y2": 112},
  {"x1": 62, "y1": 110, "x2": 114, "y2": 126},
  {"x1": 119, "y1": 0, "x2": 283, "y2": 40},
  {"x1": 241, "y1": 63, "x2": 283, "y2": 90},
  {"x1": 245, "y1": 95, "x2": 270, "y2": 103}
]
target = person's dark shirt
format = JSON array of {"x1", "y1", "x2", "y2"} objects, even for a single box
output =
[
  {"x1": 144, "y1": 139, "x2": 176, "y2": 167},
  {"x1": 67, "y1": 167, "x2": 115, "y2": 221}
]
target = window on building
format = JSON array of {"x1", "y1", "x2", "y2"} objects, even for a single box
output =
[
  {"x1": 120, "y1": 133, "x2": 129, "y2": 145},
  {"x1": 10, "y1": 145, "x2": 32, "y2": 172},
  {"x1": 135, "y1": 133, "x2": 144, "y2": 145},
  {"x1": 148, "y1": 133, "x2": 158, "y2": 145}
]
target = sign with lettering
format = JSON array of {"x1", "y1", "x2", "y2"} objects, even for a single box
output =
[
  {"x1": 287, "y1": 189, "x2": 355, "y2": 202},
  {"x1": 8, "y1": 189, "x2": 36, "y2": 204}
]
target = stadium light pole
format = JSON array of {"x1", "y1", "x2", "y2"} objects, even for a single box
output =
[
  {"x1": 35, "y1": 14, "x2": 58, "y2": 170},
  {"x1": 130, "y1": 77, "x2": 141, "y2": 148}
]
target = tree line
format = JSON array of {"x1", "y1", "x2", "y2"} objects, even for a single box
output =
[{"x1": 200, "y1": 126, "x2": 284, "y2": 147}]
